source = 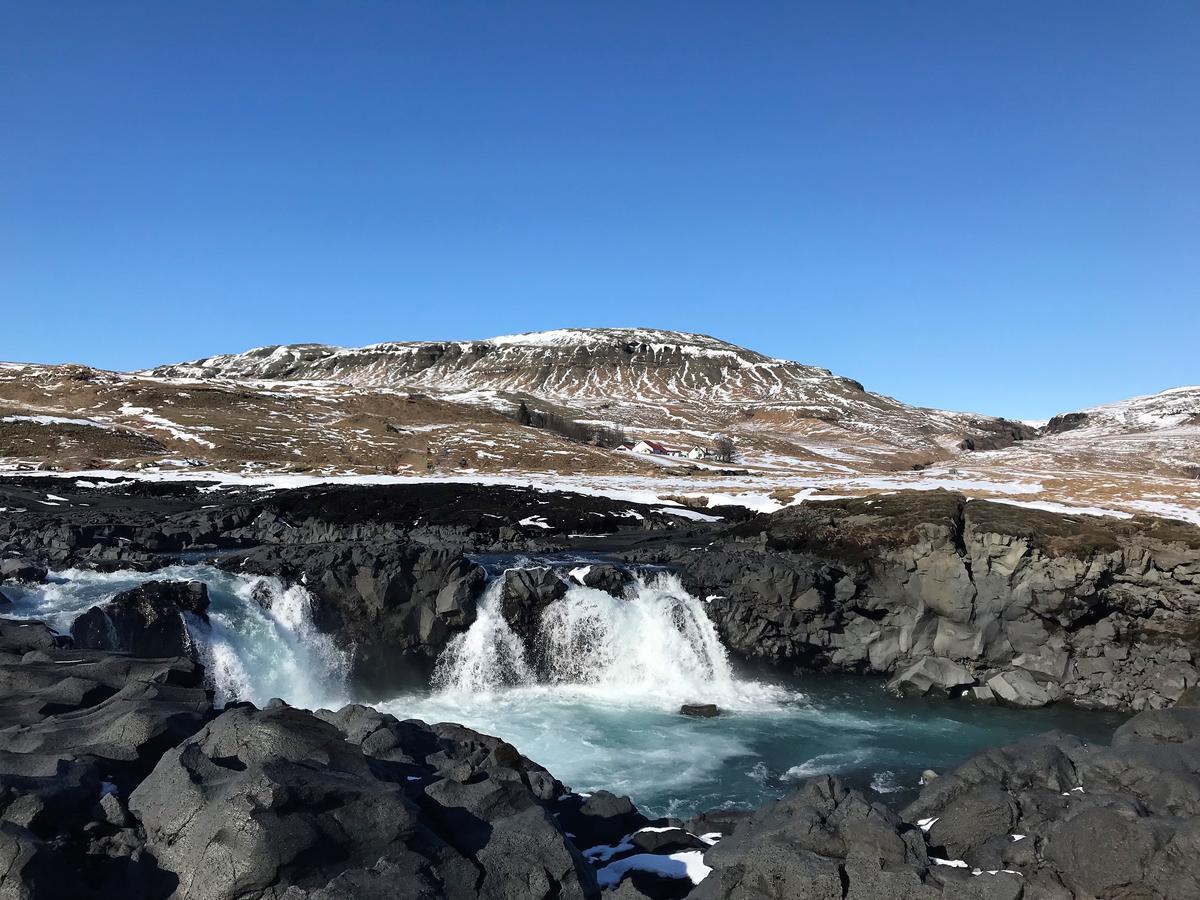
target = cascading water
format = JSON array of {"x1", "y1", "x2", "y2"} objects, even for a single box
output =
[
  {"x1": 3, "y1": 565, "x2": 350, "y2": 710},
  {"x1": 432, "y1": 571, "x2": 773, "y2": 708},
  {"x1": 433, "y1": 578, "x2": 534, "y2": 693},
  {"x1": 5, "y1": 561, "x2": 1125, "y2": 819},
  {"x1": 537, "y1": 574, "x2": 739, "y2": 703}
]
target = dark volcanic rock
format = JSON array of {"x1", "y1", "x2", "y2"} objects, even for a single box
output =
[
  {"x1": 558, "y1": 790, "x2": 650, "y2": 850},
  {"x1": 903, "y1": 707, "x2": 1200, "y2": 898},
  {"x1": 0, "y1": 558, "x2": 46, "y2": 584},
  {"x1": 499, "y1": 567, "x2": 568, "y2": 663},
  {"x1": 71, "y1": 580, "x2": 209, "y2": 659},
  {"x1": 129, "y1": 704, "x2": 599, "y2": 900},
  {"x1": 680, "y1": 703, "x2": 720, "y2": 718},
  {"x1": 648, "y1": 490, "x2": 1200, "y2": 712},
  {"x1": 692, "y1": 776, "x2": 929, "y2": 900},
  {"x1": 0, "y1": 618, "x2": 69, "y2": 660},
  {"x1": 573, "y1": 564, "x2": 634, "y2": 598}
]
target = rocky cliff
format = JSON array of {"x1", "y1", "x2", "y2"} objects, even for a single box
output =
[{"x1": 641, "y1": 491, "x2": 1200, "y2": 711}]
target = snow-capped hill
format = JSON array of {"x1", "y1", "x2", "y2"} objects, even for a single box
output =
[
  {"x1": 149, "y1": 328, "x2": 854, "y2": 404},
  {"x1": 1048, "y1": 385, "x2": 1200, "y2": 435},
  {"x1": 147, "y1": 328, "x2": 1039, "y2": 460}
]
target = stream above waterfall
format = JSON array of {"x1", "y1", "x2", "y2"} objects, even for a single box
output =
[{"x1": 7, "y1": 564, "x2": 1125, "y2": 820}]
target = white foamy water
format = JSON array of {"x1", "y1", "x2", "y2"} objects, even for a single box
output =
[
  {"x1": 433, "y1": 572, "x2": 788, "y2": 710},
  {"x1": 3, "y1": 565, "x2": 350, "y2": 710}
]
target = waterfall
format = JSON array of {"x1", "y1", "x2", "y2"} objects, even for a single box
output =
[
  {"x1": 432, "y1": 578, "x2": 535, "y2": 693},
  {"x1": 432, "y1": 570, "x2": 749, "y2": 708},
  {"x1": 3, "y1": 565, "x2": 350, "y2": 710}
]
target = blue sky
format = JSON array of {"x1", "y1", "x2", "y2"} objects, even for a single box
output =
[{"x1": 2, "y1": 2, "x2": 1197, "y2": 419}]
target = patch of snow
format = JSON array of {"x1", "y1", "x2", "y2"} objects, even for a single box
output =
[
  {"x1": 654, "y1": 506, "x2": 722, "y2": 522},
  {"x1": 595, "y1": 850, "x2": 712, "y2": 889},
  {"x1": 2, "y1": 414, "x2": 110, "y2": 428}
]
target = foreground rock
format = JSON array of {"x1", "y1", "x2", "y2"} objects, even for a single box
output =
[
  {"x1": 696, "y1": 706, "x2": 1200, "y2": 898},
  {"x1": 131, "y1": 703, "x2": 598, "y2": 900},
  {"x1": 0, "y1": 626, "x2": 686, "y2": 900}
]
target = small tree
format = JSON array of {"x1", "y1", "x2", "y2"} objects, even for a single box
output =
[
  {"x1": 712, "y1": 435, "x2": 735, "y2": 463},
  {"x1": 516, "y1": 401, "x2": 533, "y2": 426}
]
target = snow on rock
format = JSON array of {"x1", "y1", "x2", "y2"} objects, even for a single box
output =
[{"x1": 595, "y1": 849, "x2": 713, "y2": 889}]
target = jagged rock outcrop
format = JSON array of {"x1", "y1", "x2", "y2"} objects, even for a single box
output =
[
  {"x1": 129, "y1": 703, "x2": 599, "y2": 900},
  {"x1": 696, "y1": 706, "x2": 1200, "y2": 898},
  {"x1": 648, "y1": 490, "x2": 1200, "y2": 711},
  {"x1": 71, "y1": 580, "x2": 209, "y2": 659},
  {"x1": 901, "y1": 707, "x2": 1200, "y2": 898}
]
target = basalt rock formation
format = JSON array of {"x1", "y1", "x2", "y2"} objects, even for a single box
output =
[
  {"x1": 638, "y1": 490, "x2": 1200, "y2": 711},
  {"x1": 4, "y1": 479, "x2": 1200, "y2": 712}
]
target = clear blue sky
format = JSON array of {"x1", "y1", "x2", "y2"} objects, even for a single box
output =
[{"x1": 2, "y1": 2, "x2": 1197, "y2": 419}]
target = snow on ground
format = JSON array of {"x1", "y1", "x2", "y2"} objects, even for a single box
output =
[
  {"x1": 1, "y1": 414, "x2": 110, "y2": 428},
  {"x1": 985, "y1": 498, "x2": 1135, "y2": 520},
  {"x1": 117, "y1": 403, "x2": 218, "y2": 448},
  {"x1": 2, "y1": 459, "x2": 1194, "y2": 524}
]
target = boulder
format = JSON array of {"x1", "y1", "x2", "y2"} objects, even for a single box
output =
[
  {"x1": 986, "y1": 670, "x2": 1051, "y2": 708},
  {"x1": 130, "y1": 704, "x2": 598, "y2": 900},
  {"x1": 0, "y1": 559, "x2": 46, "y2": 584},
  {"x1": 692, "y1": 777, "x2": 928, "y2": 900},
  {"x1": 0, "y1": 618, "x2": 68, "y2": 659},
  {"x1": 887, "y1": 657, "x2": 976, "y2": 698},
  {"x1": 499, "y1": 567, "x2": 568, "y2": 661},
  {"x1": 577, "y1": 564, "x2": 634, "y2": 598},
  {"x1": 630, "y1": 827, "x2": 707, "y2": 854},
  {"x1": 70, "y1": 580, "x2": 209, "y2": 658},
  {"x1": 558, "y1": 790, "x2": 649, "y2": 850},
  {"x1": 680, "y1": 703, "x2": 720, "y2": 718}
]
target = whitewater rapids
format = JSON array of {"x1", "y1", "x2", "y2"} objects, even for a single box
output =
[{"x1": 430, "y1": 572, "x2": 790, "y2": 710}]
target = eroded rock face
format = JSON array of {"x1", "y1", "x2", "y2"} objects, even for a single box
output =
[{"x1": 656, "y1": 490, "x2": 1200, "y2": 711}]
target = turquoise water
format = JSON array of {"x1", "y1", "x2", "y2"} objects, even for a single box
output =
[
  {"x1": 8, "y1": 565, "x2": 1124, "y2": 820},
  {"x1": 381, "y1": 672, "x2": 1123, "y2": 819}
]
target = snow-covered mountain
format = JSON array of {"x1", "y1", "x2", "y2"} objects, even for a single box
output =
[
  {"x1": 149, "y1": 328, "x2": 1030, "y2": 457},
  {"x1": 3, "y1": 329, "x2": 1197, "y2": 523},
  {"x1": 151, "y1": 328, "x2": 868, "y2": 402}
]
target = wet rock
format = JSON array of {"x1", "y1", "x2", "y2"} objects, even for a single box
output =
[
  {"x1": 499, "y1": 566, "x2": 568, "y2": 661},
  {"x1": 71, "y1": 580, "x2": 209, "y2": 659},
  {"x1": 680, "y1": 703, "x2": 720, "y2": 718},
  {"x1": 887, "y1": 657, "x2": 976, "y2": 698},
  {"x1": 576, "y1": 564, "x2": 634, "y2": 598},
  {"x1": 986, "y1": 670, "x2": 1051, "y2": 708},
  {"x1": 0, "y1": 558, "x2": 46, "y2": 584}
]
